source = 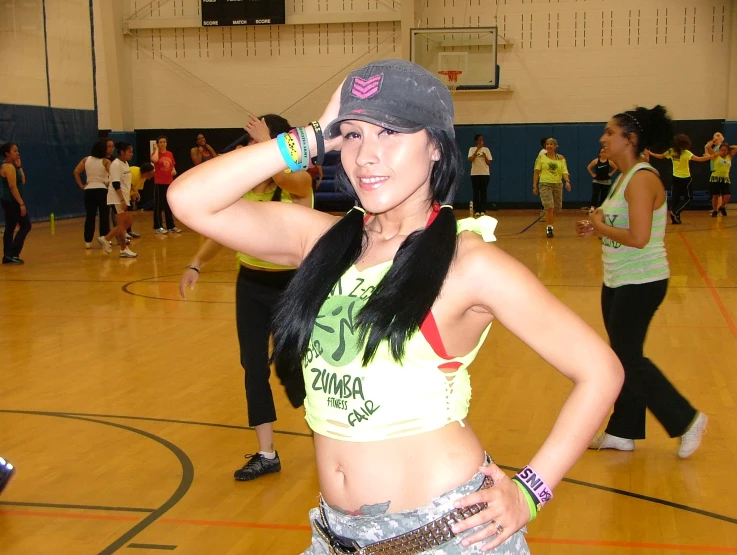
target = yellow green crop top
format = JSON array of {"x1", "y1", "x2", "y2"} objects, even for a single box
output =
[
  {"x1": 236, "y1": 186, "x2": 314, "y2": 270},
  {"x1": 302, "y1": 215, "x2": 498, "y2": 442}
]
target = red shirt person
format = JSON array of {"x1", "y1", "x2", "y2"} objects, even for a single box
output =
[{"x1": 150, "y1": 136, "x2": 181, "y2": 233}]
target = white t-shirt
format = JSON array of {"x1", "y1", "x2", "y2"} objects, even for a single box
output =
[
  {"x1": 468, "y1": 146, "x2": 492, "y2": 175},
  {"x1": 107, "y1": 159, "x2": 132, "y2": 206}
]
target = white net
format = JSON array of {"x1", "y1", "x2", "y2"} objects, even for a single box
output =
[{"x1": 438, "y1": 70, "x2": 463, "y2": 93}]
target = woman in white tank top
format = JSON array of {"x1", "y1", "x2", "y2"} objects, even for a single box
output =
[{"x1": 73, "y1": 139, "x2": 111, "y2": 249}]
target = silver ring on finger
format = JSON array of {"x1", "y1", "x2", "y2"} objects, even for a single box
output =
[{"x1": 491, "y1": 519, "x2": 504, "y2": 536}]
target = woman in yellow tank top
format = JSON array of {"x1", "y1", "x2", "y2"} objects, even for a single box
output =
[
  {"x1": 179, "y1": 115, "x2": 314, "y2": 482},
  {"x1": 169, "y1": 60, "x2": 622, "y2": 554}
]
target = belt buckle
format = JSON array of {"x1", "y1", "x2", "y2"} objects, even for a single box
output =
[{"x1": 315, "y1": 510, "x2": 360, "y2": 554}]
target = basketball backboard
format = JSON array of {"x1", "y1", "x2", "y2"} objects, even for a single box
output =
[{"x1": 410, "y1": 27, "x2": 499, "y2": 91}]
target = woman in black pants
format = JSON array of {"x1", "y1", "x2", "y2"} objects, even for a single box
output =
[
  {"x1": 1, "y1": 143, "x2": 32, "y2": 265},
  {"x1": 73, "y1": 139, "x2": 111, "y2": 249},
  {"x1": 577, "y1": 106, "x2": 707, "y2": 458},
  {"x1": 179, "y1": 114, "x2": 313, "y2": 481},
  {"x1": 467, "y1": 134, "x2": 492, "y2": 216},
  {"x1": 586, "y1": 147, "x2": 617, "y2": 213},
  {"x1": 648, "y1": 134, "x2": 709, "y2": 224}
]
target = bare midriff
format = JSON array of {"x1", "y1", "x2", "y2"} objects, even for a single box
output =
[{"x1": 315, "y1": 421, "x2": 485, "y2": 513}]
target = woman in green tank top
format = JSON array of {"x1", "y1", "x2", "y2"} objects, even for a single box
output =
[{"x1": 577, "y1": 106, "x2": 707, "y2": 459}]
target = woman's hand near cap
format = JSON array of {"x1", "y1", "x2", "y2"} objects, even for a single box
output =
[{"x1": 318, "y1": 80, "x2": 345, "y2": 153}]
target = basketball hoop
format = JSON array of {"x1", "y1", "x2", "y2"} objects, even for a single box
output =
[{"x1": 438, "y1": 70, "x2": 463, "y2": 93}]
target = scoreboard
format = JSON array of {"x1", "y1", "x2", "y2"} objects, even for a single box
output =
[{"x1": 201, "y1": 0, "x2": 285, "y2": 26}]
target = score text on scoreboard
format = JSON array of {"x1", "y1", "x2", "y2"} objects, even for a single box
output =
[{"x1": 201, "y1": 0, "x2": 286, "y2": 27}]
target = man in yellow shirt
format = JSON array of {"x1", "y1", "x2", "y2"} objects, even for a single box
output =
[{"x1": 127, "y1": 163, "x2": 154, "y2": 238}]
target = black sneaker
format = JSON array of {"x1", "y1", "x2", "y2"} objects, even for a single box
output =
[
  {"x1": 128, "y1": 231, "x2": 141, "y2": 238},
  {"x1": 719, "y1": 207, "x2": 727, "y2": 216},
  {"x1": 711, "y1": 210, "x2": 719, "y2": 217},
  {"x1": 670, "y1": 210, "x2": 681, "y2": 224},
  {"x1": 234, "y1": 452, "x2": 281, "y2": 481},
  {"x1": 546, "y1": 226, "x2": 554, "y2": 238},
  {"x1": 2, "y1": 256, "x2": 22, "y2": 265},
  {"x1": 0, "y1": 457, "x2": 15, "y2": 494}
]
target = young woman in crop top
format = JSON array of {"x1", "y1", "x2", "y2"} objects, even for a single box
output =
[
  {"x1": 577, "y1": 107, "x2": 707, "y2": 459},
  {"x1": 169, "y1": 60, "x2": 623, "y2": 554}
]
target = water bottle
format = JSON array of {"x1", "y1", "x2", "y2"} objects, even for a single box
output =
[{"x1": 469, "y1": 201, "x2": 474, "y2": 218}]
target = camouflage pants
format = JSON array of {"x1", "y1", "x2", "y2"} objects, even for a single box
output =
[{"x1": 302, "y1": 462, "x2": 530, "y2": 554}]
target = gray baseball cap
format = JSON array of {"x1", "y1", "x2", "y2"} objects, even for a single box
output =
[{"x1": 324, "y1": 59, "x2": 455, "y2": 139}]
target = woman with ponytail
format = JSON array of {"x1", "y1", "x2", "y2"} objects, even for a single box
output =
[
  {"x1": 577, "y1": 106, "x2": 708, "y2": 458},
  {"x1": 99, "y1": 142, "x2": 138, "y2": 258},
  {"x1": 169, "y1": 59, "x2": 622, "y2": 554}
]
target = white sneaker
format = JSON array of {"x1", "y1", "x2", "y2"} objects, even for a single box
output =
[
  {"x1": 155, "y1": 227, "x2": 168, "y2": 234},
  {"x1": 97, "y1": 236, "x2": 112, "y2": 254},
  {"x1": 678, "y1": 412, "x2": 707, "y2": 459},
  {"x1": 119, "y1": 248, "x2": 138, "y2": 258},
  {"x1": 85, "y1": 242, "x2": 92, "y2": 249},
  {"x1": 589, "y1": 433, "x2": 635, "y2": 451},
  {"x1": 125, "y1": 233, "x2": 132, "y2": 239},
  {"x1": 168, "y1": 227, "x2": 182, "y2": 233}
]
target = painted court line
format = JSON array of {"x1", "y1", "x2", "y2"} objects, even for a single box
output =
[
  {"x1": 679, "y1": 232, "x2": 737, "y2": 342},
  {"x1": 3, "y1": 508, "x2": 736, "y2": 552}
]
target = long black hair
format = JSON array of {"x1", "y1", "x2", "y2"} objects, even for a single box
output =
[
  {"x1": 272, "y1": 127, "x2": 464, "y2": 371},
  {"x1": 89, "y1": 139, "x2": 108, "y2": 159},
  {"x1": 613, "y1": 105, "x2": 673, "y2": 156}
]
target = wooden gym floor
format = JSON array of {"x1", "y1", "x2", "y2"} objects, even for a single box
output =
[{"x1": 1, "y1": 209, "x2": 735, "y2": 555}]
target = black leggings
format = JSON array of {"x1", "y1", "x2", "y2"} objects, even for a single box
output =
[
  {"x1": 590, "y1": 182, "x2": 611, "y2": 209},
  {"x1": 670, "y1": 176, "x2": 692, "y2": 216},
  {"x1": 235, "y1": 266, "x2": 298, "y2": 427},
  {"x1": 471, "y1": 175, "x2": 489, "y2": 213},
  {"x1": 153, "y1": 183, "x2": 175, "y2": 230},
  {"x1": 83, "y1": 188, "x2": 110, "y2": 242},
  {"x1": 1, "y1": 199, "x2": 32, "y2": 259},
  {"x1": 601, "y1": 279, "x2": 696, "y2": 439}
]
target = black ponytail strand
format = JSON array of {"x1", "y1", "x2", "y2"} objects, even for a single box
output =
[
  {"x1": 271, "y1": 206, "x2": 366, "y2": 376},
  {"x1": 614, "y1": 105, "x2": 672, "y2": 155},
  {"x1": 357, "y1": 204, "x2": 457, "y2": 364}
]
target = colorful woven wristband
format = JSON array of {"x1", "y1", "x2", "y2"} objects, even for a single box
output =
[
  {"x1": 514, "y1": 466, "x2": 553, "y2": 510},
  {"x1": 512, "y1": 479, "x2": 538, "y2": 521},
  {"x1": 276, "y1": 133, "x2": 302, "y2": 172}
]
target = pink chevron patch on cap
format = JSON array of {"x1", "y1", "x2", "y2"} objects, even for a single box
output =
[{"x1": 350, "y1": 74, "x2": 383, "y2": 99}]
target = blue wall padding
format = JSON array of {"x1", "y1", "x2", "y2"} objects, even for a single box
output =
[
  {"x1": 454, "y1": 119, "x2": 723, "y2": 207},
  {"x1": 1, "y1": 103, "x2": 97, "y2": 221}
]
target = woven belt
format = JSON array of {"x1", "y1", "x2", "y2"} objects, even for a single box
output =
[{"x1": 314, "y1": 475, "x2": 495, "y2": 555}]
